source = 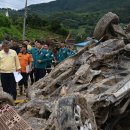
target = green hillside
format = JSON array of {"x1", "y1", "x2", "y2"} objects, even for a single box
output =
[
  {"x1": 26, "y1": 0, "x2": 130, "y2": 23},
  {"x1": 0, "y1": 0, "x2": 130, "y2": 41},
  {"x1": 0, "y1": 13, "x2": 67, "y2": 41},
  {"x1": 25, "y1": 0, "x2": 130, "y2": 35},
  {"x1": 26, "y1": 0, "x2": 130, "y2": 15}
]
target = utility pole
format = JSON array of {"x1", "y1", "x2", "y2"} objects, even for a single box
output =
[{"x1": 23, "y1": 0, "x2": 28, "y2": 40}]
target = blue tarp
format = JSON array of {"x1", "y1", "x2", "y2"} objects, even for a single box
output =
[{"x1": 75, "y1": 41, "x2": 91, "y2": 47}]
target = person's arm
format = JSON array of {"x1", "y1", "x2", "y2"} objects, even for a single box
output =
[
  {"x1": 29, "y1": 54, "x2": 33, "y2": 70},
  {"x1": 46, "y1": 51, "x2": 54, "y2": 62},
  {"x1": 15, "y1": 52, "x2": 21, "y2": 71},
  {"x1": 37, "y1": 51, "x2": 48, "y2": 63},
  {"x1": 65, "y1": 48, "x2": 69, "y2": 58},
  {"x1": 50, "y1": 51, "x2": 54, "y2": 61},
  {"x1": 38, "y1": 57, "x2": 47, "y2": 63},
  {"x1": 57, "y1": 49, "x2": 61, "y2": 62}
]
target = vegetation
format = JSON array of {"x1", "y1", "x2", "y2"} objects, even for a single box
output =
[
  {"x1": 26, "y1": 0, "x2": 130, "y2": 29},
  {"x1": 26, "y1": 0, "x2": 130, "y2": 17},
  {"x1": 0, "y1": 0, "x2": 130, "y2": 41},
  {"x1": 0, "y1": 13, "x2": 11, "y2": 27},
  {"x1": 0, "y1": 13, "x2": 68, "y2": 40}
]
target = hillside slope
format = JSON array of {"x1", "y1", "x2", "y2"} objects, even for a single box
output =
[{"x1": 26, "y1": 0, "x2": 130, "y2": 15}]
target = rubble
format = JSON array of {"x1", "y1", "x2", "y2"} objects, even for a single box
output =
[
  {"x1": 125, "y1": 23, "x2": 130, "y2": 33},
  {"x1": 0, "y1": 104, "x2": 32, "y2": 130},
  {"x1": 0, "y1": 91, "x2": 14, "y2": 106},
  {"x1": 17, "y1": 12, "x2": 130, "y2": 130}
]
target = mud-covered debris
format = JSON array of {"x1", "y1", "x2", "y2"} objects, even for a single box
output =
[
  {"x1": 18, "y1": 12, "x2": 130, "y2": 130},
  {"x1": 93, "y1": 12, "x2": 119, "y2": 40}
]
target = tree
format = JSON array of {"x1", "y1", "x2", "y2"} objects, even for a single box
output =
[{"x1": 0, "y1": 13, "x2": 11, "y2": 27}]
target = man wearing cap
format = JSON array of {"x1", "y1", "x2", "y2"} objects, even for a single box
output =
[
  {"x1": 18, "y1": 44, "x2": 33, "y2": 95},
  {"x1": 0, "y1": 40, "x2": 21, "y2": 100}
]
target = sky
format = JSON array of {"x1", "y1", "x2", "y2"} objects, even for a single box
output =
[{"x1": 0, "y1": 0, "x2": 55, "y2": 10}]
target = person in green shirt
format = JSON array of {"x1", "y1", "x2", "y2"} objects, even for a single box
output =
[
  {"x1": 57, "y1": 43, "x2": 69, "y2": 63},
  {"x1": 44, "y1": 44, "x2": 54, "y2": 73},
  {"x1": 67, "y1": 45, "x2": 76, "y2": 57},
  {"x1": 28, "y1": 40, "x2": 38, "y2": 84},
  {"x1": 34, "y1": 40, "x2": 47, "y2": 82}
]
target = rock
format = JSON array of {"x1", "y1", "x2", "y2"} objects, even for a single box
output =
[
  {"x1": 0, "y1": 91, "x2": 14, "y2": 106},
  {"x1": 125, "y1": 23, "x2": 130, "y2": 33},
  {"x1": 112, "y1": 24, "x2": 126, "y2": 38},
  {"x1": 124, "y1": 44, "x2": 130, "y2": 51}
]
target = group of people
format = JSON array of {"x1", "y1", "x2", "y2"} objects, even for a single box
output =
[{"x1": 0, "y1": 39, "x2": 75, "y2": 100}]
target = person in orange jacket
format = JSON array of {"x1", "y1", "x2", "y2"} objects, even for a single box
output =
[{"x1": 18, "y1": 43, "x2": 33, "y2": 95}]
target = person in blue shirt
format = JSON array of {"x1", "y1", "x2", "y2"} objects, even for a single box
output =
[
  {"x1": 67, "y1": 45, "x2": 76, "y2": 57},
  {"x1": 34, "y1": 40, "x2": 47, "y2": 82},
  {"x1": 29, "y1": 40, "x2": 38, "y2": 84},
  {"x1": 44, "y1": 44, "x2": 54, "y2": 74},
  {"x1": 57, "y1": 43, "x2": 69, "y2": 63}
]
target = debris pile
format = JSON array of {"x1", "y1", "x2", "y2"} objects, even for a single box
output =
[
  {"x1": 0, "y1": 104, "x2": 32, "y2": 130},
  {"x1": 18, "y1": 12, "x2": 130, "y2": 130}
]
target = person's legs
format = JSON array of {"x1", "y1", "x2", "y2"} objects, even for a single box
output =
[
  {"x1": 30, "y1": 69, "x2": 34, "y2": 85},
  {"x1": 23, "y1": 73, "x2": 28, "y2": 93},
  {"x1": 46, "y1": 65, "x2": 52, "y2": 74},
  {"x1": 39, "y1": 68, "x2": 46, "y2": 79},
  {"x1": 1, "y1": 73, "x2": 17, "y2": 100},
  {"x1": 9, "y1": 73, "x2": 17, "y2": 100},
  {"x1": 1, "y1": 73, "x2": 10, "y2": 94},
  {"x1": 18, "y1": 73, "x2": 24, "y2": 95},
  {"x1": 34, "y1": 68, "x2": 40, "y2": 82},
  {"x1": 34, "y1": 68, "x2": 46, "y2": 82}
]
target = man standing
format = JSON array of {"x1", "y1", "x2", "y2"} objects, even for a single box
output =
[
  {"x1": 34, "y1": 40, "x2": 47, "y2": 82},
  {"x1": 23, "y1": 40, "x2": 32, "y2": 51},
  {"x1": 44, "y1": 44, "x2": 54, "y2": 73},
  {"x1": 18, "y1": 44, "x2": 33, "y2": 95},
  {"x1": 29, "y1": 40, "x2": 38, "y2": 84},
  {"x1": 10, "y1": 39, "x2": 20, "y2": 54},
  {"x1": 57, "y1": 43, "x2": 69, "y2": 63},
  {"x1": 0, "y1": 40, "x2": 21, "y2": 100}
]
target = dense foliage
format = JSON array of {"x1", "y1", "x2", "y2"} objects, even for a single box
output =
[
  {"x1": 26, "y1": 0, "x2": 130, "y2": 17},
  {"x1": 0, "y1": 13, "x2": 11, "y2": 27},
  {"x1": 26, "y1": 0, "x2": 130, "y2": 41},
  {"x1": 0, "y1": 0, "x2": 130, "y2": 41}
]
